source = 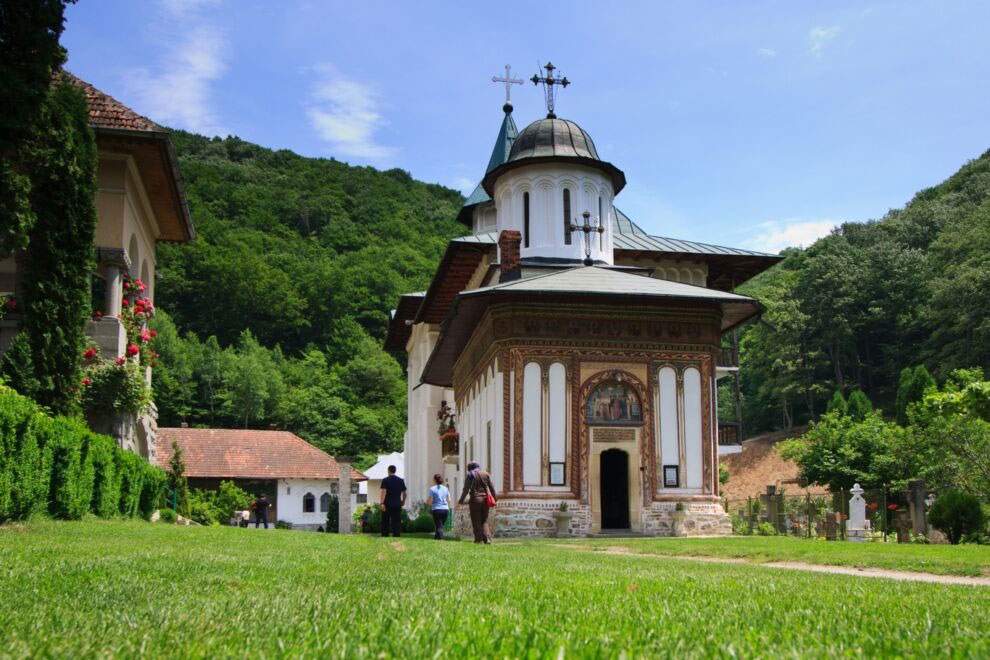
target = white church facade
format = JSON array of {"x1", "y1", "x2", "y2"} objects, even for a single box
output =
[{"x1": 385, "y1": 68, "x2": 780, "y2": 536}]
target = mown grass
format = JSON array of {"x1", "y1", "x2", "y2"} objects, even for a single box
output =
[
  {"x1": 2, "y1": 520, "x2": 989, "y2": 658},
  {"x1": 568, "y1": 535, "x2": 990, "y2": 577}
]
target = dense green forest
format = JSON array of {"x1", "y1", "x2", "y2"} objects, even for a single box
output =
[
  {"x1": 150, "y1": 132, "x2": 465, "y2": 460},
  {"x1": 150, "y1": 129, "x2": 990, "y2": 459},
  {"x1": 738, "y1": 148, "x2": 990, "y2": 434}
]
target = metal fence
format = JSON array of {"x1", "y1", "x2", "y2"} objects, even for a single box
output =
[{"x1": 727, "y1": 480, "x2": 934, "y2": 542}]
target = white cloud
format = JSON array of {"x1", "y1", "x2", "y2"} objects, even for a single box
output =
[
  {"x1": 757, "y1": 48, "x2": 777, "y2": 58},
  {"x1": 450, "y1": 176, "x2": 476, "y2": 195},
  {"x1": 808, "y1": 26, "x2": 841, "y2": 57},
  {"x1": 124, "y1": 2, "x2": 227, "y2": 135},
  {"x1": 306, "y1": 66, "x2": 396, "y2": 161},
  {"x1": 742, "y1": 219, "x2": 839, "y2": 253}
]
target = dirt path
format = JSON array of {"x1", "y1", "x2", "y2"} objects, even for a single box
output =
[{"x1": 556, "y1": 545, "x2": 990, "y2": 587}]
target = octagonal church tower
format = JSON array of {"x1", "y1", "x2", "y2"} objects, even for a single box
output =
[
  {"x1": 387, "y1": 71, "x2": 780, "y2": 537},
  {"x1": 482, "y1": 117, "x2": 625, "y2": 266}
]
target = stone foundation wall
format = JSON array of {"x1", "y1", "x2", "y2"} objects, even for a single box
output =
[
  {"x1": 641, "y1": 501, "x2": 732, "y2": 537},
  {"x1": 455, "y1": 499, "x2": 731, "y2": 538}
]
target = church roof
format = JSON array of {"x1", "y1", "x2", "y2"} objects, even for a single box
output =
[
  {"x1": 419, "y1": 266, "x2": 762, "y2": 386},
  {"x1": 481, "y1": 117, "x2": 626, "y2": 195},
  {"x1": 156, "y1": 428, "x2": 366, "y2": 481},
  {"x1": 456, "y1": 106, "x2": 519, "y2": 225}
]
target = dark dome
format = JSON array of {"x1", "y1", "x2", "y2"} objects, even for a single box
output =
[{"x1": 481, "y1": 117, "x2": 626, "y2": 195}]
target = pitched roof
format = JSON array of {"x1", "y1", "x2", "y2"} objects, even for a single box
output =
[
  {"x1": 60, "y1": 71, "x2": 194, "y2": 243},
  {"x1": 420, "y1": 266, "x2": 762, "y2": 386},
  {"x1": 64, "y1": 71, "x2": 164, "y2": 133},
  {"x1": 462, "y1": 265, "x2": 757, "y2": 302},
  {"x1": 155, "y1": 428, "x2": 366, "y2": 481}
]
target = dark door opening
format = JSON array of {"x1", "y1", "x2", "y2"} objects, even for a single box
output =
[{"x1": 600, "y1": 449, "x2": 630, "y2": 529}]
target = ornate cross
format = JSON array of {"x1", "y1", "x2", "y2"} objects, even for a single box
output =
[
  {"x1": 531, "y1": 61, "x2": 570, "y2": 118},
  {"x1": 492, "y1": 64, "x2": 523, "y2": 108},
  {"x1": 570, "y1": 211, "x2": 604, "y2": 265}
]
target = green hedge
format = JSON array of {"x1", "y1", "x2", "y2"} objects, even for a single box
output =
[{"x1": 0, "y1": 385, "x2": 164, "y2": 522}]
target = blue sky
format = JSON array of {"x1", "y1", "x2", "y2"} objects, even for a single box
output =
[{"x1": 63, "y1": 1, "x2": 990, "y2": 253}]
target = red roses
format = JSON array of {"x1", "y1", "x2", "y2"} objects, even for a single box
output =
[{"x1": 126, "y1": 344, "x2": 140, "y2": 357}]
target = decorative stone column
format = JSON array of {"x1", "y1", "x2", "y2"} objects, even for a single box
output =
[
  {"x1": 337, "y1": 456, "x2": 354, "y2": 534},
  {"x1": 88, "y1": 248, "x2": 130, "y2": 359}
]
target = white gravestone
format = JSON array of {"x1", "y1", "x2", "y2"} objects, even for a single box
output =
[{"x1": 847, "y1": 483, "x2": 871, "y2": 542}]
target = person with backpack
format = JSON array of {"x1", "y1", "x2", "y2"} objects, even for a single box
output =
[
  {"x1": 426, "y1": 474, "x2": 451, "y2": 540},
  {"x1": 458, "y1": 461, "x2": 497, "y2": 543}
]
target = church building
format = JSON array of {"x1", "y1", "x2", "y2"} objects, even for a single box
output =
[{"x1": 385, "y1": 65, "x2": 780, "y2": 536}]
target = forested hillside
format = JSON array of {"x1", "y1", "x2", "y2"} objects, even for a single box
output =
[
  {"x1": 738, "y1": 148, "x2": 990, "y2": 434},
  {"x1": 150, "y1": 132, "x2": 465, "y2": 461},
  {"x1": 150, "y1": 130, "x2": 990, "y2": 456}
]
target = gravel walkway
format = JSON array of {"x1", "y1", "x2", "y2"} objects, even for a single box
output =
[{"x1": 559, "y1": 545, "x2": 990, "y2": 587}]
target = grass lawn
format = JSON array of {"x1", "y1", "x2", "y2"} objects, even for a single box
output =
[
  {"x1": 2, "y1": 521, "x2": 990, "y2": 657},
  {"x1": 570, "y1": 535, "x2": 990, "y2": 577}
]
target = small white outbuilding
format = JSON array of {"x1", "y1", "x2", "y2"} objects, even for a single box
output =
[{"x1": 358, "y1": 451, "x2": 404, "y2": 507}]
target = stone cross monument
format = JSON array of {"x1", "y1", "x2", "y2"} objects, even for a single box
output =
[{"x1": 846, "y1": 483, "x2": 870, "y2": 542}]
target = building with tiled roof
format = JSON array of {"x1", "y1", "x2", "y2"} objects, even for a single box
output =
[
  {"x1": 0, "y1": 72, "x2": 194, "y2": 459},
  {"x1": 157, "y1": 428, "x2": 365, "y2": 529},
  {"x1": 385, "y1": 66, "x2": 783, "y2": 538}
]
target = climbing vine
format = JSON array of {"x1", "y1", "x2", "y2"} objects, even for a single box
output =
[{"x1": 15, "y1": 77, "x2": 98, "y2": 413}]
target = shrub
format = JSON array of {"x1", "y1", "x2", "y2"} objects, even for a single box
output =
[
  {"x1": 86, "y1": 431, "x2": 119, "y2": 518},
  {"x1": 929, "y1": 490, "x2": 985, "y2": 544},
  {"x1": 325, "y1": 493, "x2": 339, "y2": 532},
  {"x1": 411, "y1": 511, "x2": 434, "y2": 534},
  {"x1": 188, "y1": 489, "x2": 220, "y2": 525},
  {"x1": 846, "y1": 390, "x2": 874, "y2": 422},
  {"x1": 275, "y1": 520, "x2": 292, "y2": 530},
  {"x1": 0, "y1": 384, "x2": 165, "y2": 522},
  {"x1": 216, "y1": 480, "x2": 252, "y2": 522},
  {"x1": 158, "y1": 508, "x2": 177, "y2": 523},
  {"x1": 756, "y1": 522, "x2": 778, "y2": 536}
]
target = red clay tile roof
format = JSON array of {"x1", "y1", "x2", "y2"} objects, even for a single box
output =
[
  {"x1": 62, "y1": 71, "x2": 164, "y2": 133},
  {"x1": 155, "y1": 428, "x2": 366, "y2": 481}
]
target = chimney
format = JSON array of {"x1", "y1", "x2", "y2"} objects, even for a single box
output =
[{"x1": 498, "y1": 229, "x2": 522, "y2": 282}]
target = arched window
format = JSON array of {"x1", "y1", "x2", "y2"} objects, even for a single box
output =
[
  {"x1": 320, "y1": 492, "x2": 331, "y2": 512},
  {"x1": 127, "y1": 235, "x2": 140, "y2": 278},
  {"x1": 302, "y1": 492, "x2": 315, "y2": 513},
  {"x1": 523, "y1": 191, "x2": 530, "y2": 248},
  {"x1": 563, "y1": 188, "x2": 572, "y2": 245}
]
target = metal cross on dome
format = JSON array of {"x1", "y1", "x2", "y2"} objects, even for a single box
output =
[
  {"x1": 531, "y1": 61, "x2": 570, "y2": 118},
  {"x1": 492, "y1": 64, "x2": 523, "y2": 109},
  {"x1": 570, "y1": 211, "x2": 604, "y2": 266}
]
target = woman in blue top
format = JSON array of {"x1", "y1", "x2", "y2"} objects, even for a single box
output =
[{"x1": 426, "y1": 473, "x2": 451, "y2": 540}]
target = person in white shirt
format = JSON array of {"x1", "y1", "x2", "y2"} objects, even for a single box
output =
[{"x1": 426, "y1": 473, "x2": 451, "y2": 540}]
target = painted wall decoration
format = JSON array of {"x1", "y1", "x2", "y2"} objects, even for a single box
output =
[{"x1": 585, "y1": 380, "x2": 642, "y2": 425}]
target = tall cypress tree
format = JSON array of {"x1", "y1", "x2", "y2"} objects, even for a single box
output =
[{"x1": 19, "y1": 78, "x2": 97, "y2": 413}]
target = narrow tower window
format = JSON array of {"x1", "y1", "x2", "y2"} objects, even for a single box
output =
[
  {"x1": 523, "y1": 192, "x2": 530, "y2": 248},
  {"x1": 563, "y1": 188, "x2": 572, "y2": 245},
  {"x1": 598, "y1": 196, "x2": 604, "y2": 252}
]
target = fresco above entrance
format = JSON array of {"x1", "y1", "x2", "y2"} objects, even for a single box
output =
[{"x1": 586, "y1": 379, "x2": 642, "y2": 426}]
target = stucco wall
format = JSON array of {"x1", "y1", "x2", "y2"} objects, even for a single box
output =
[{"x1": 277, "y1": 478, "x2": 358, "y2": 529}]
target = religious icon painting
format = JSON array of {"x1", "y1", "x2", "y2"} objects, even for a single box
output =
[{"x1": 585, "y1": 380, "x2": 642, "y2": 426}]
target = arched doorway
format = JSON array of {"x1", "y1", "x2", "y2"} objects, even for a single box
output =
[{"x1": 600, "y1": 448, "x2": 630, "y2": 529}]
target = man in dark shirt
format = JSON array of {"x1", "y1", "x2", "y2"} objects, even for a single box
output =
[
  {"x1": 379, "y1": 465, "x2": 406, "y2": 537},
  {"x1": 253, "y1": 494, "x2": 271, "y2": 529}
]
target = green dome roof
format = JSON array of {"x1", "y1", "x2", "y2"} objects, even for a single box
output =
[{"x1": 482, "y1": 117, "x2": 625, "y2": 195}]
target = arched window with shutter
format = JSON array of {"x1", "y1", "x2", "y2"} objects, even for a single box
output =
[
  {"x1": 302, "y1": 492, "x2": 315, "y2": 513},
  {"x1": 320, "y1": 492, "x2": 331, "y2": 513}
]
